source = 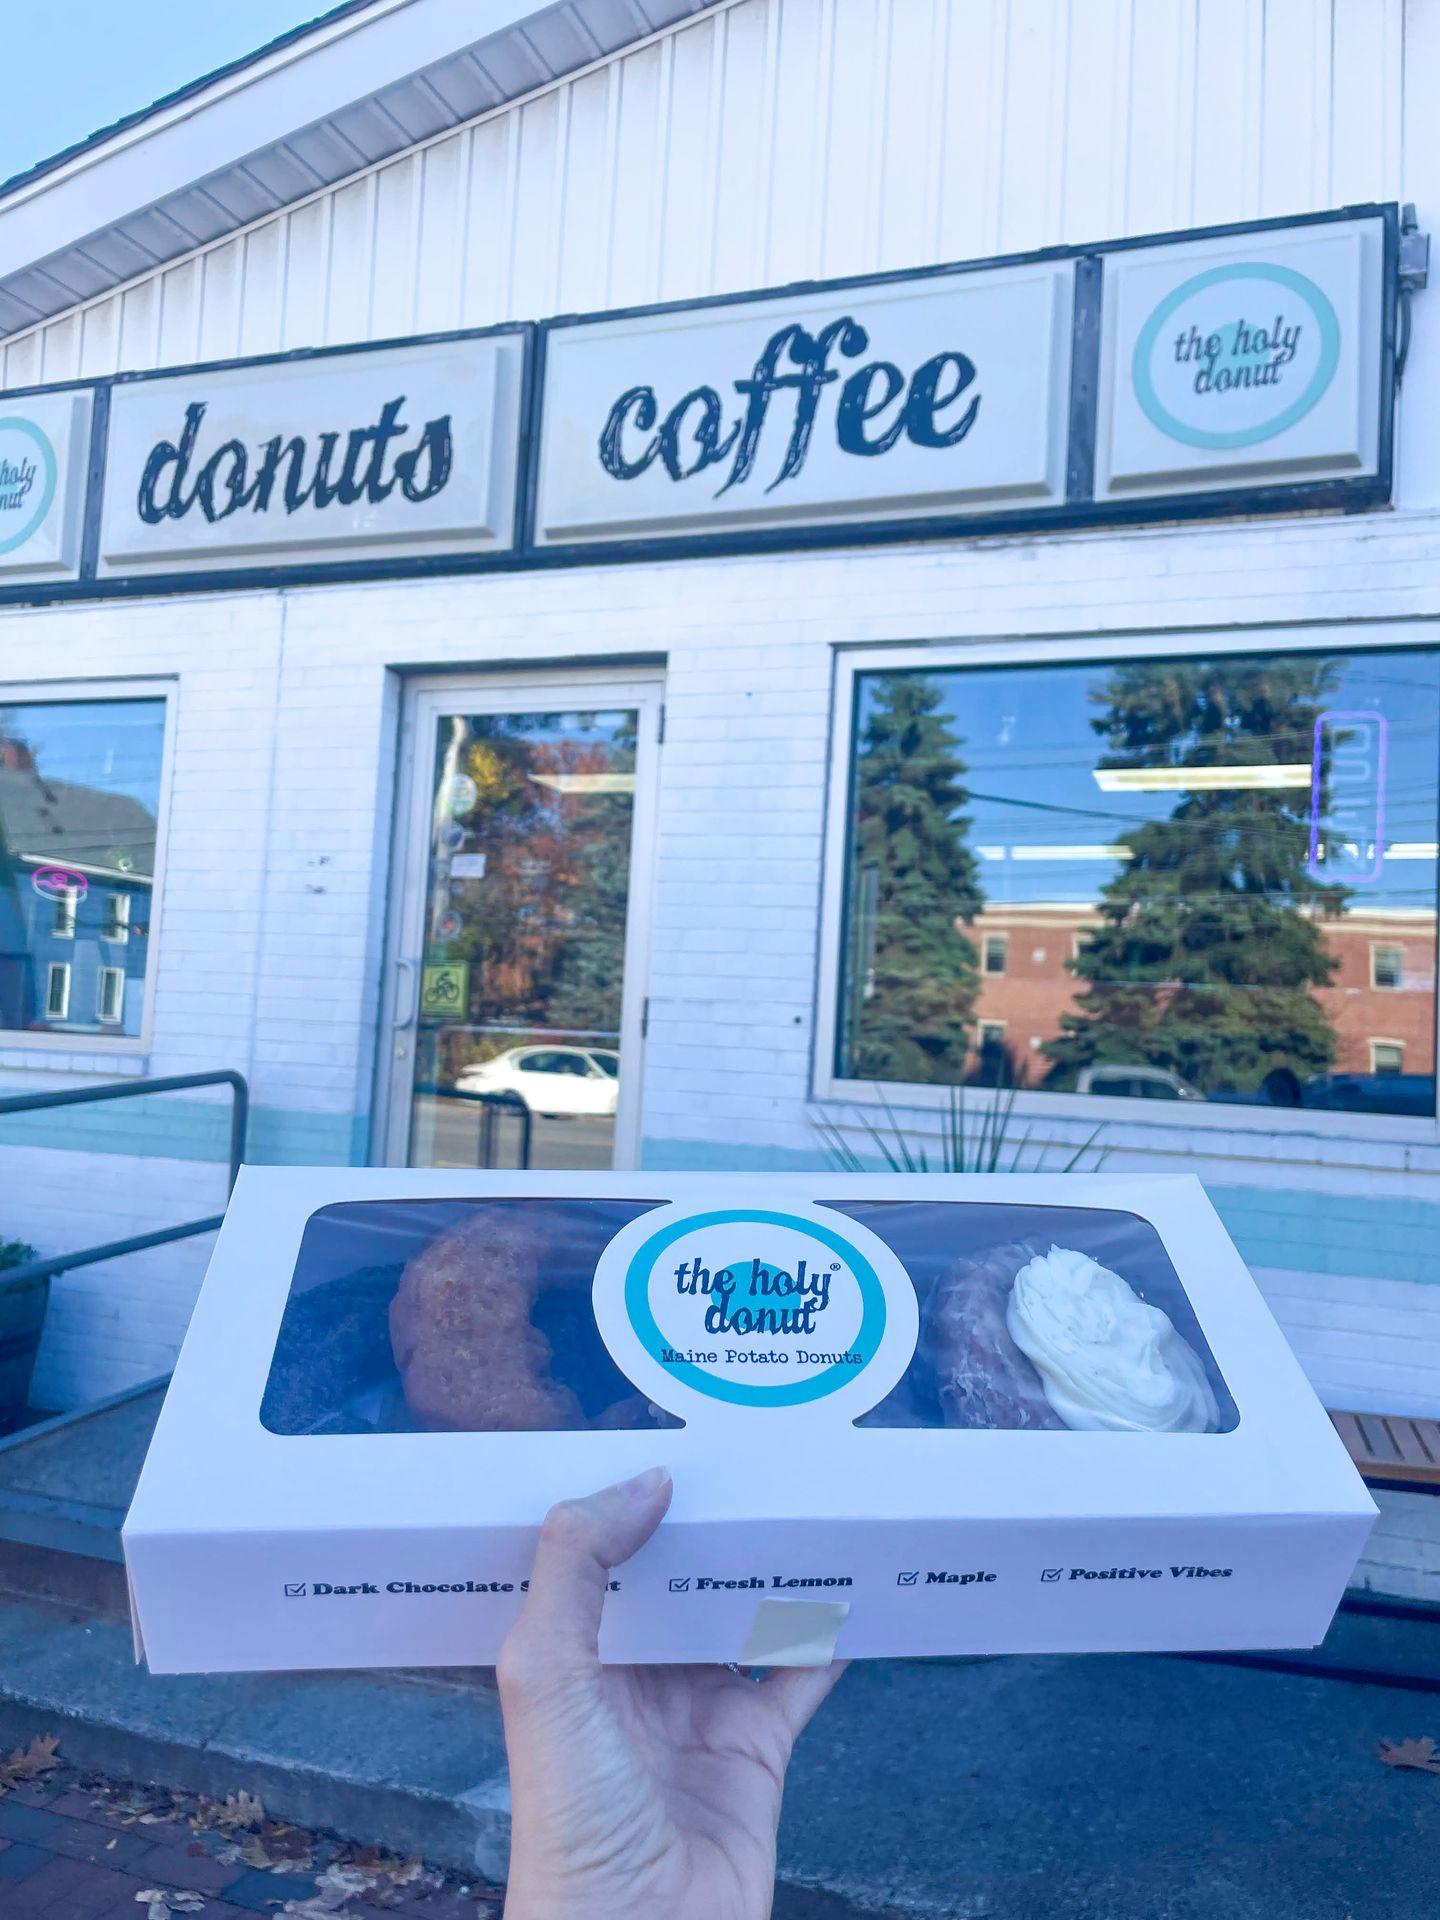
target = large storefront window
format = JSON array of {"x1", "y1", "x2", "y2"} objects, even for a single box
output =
[
  {"x1": 0, "y1": 696, "x2": 166, "y2": 1041},
  {"x1": 834, "y1": 644, "x2": 1440, "y2": 1119}
]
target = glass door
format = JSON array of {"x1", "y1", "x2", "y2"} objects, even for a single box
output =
[{"x1": 382, "y1": 673, "x2": 662, "y2": 1170}]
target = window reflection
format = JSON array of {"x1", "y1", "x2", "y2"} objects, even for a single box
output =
[
  {"x1": 0, "y1": 699, "x2": 164, "y2": 1040},
  {"x1": 838, "y1": 648, "x2": 1440, "y2": 1118}
]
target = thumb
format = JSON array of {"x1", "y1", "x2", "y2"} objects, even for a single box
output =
[{"x1": 504, "y1": 1467, "x2": 673, "y2": 1675}]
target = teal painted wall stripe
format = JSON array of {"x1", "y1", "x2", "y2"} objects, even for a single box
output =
[
  {"x1": 3, "y1": 1107, "x2": 1436, "y2": 1287},
  {"x1": 639, "y1": 1137, "x2": 1440, "y2": 1288},
  {"x1": 0, "y1": 1097, "x2": 365, "y2": 1167}
]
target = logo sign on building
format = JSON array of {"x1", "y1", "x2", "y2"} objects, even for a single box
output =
[
  {"x1": 533, "y1": 263, "x2": 1076, "y2": 546},
  {"x1": 0, "y1": 391, "x2": 92, "y2": 582},
  {"x1": 97, "y1": 335, "x2": 526, "y2": 578},
  {"x1": 31, "y1": 864, "x2": 88, "y2": 902},
  {"x1": 1096, "y1": 215, "x2": 1386, "y2": 498}
]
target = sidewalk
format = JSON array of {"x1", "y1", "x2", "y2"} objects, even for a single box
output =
[
  {"x1": 0, "y1": 1763, "x2": 498, "y2": 1918},
  {"x1": 0, "y1": 1601, "x2": 1437, "y2": 1918}
]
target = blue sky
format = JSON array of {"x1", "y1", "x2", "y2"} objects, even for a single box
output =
[{"x1": 1, "y1": 3, "x2": 325, "y2": 184}]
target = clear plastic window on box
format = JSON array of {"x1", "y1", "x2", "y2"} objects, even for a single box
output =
[{"x1": 259, "y1": 1197, "x2": 1237, "y2": 1438}]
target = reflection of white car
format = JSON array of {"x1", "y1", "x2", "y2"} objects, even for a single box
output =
[
  {"x1": 455, "y1": 1045, "x2": 620, "y2": 1118},
  {"x1": 1076, "y1": 1064, "x2": 1203, "y2": 1102}
]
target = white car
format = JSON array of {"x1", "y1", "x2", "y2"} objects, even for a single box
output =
[{"x1": 455, "y1": 1044, "x2": 620, "y2": 1118}]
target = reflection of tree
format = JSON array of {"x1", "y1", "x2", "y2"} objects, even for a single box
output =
[
  {"x1": 1045, "y1": 656, "x2": 1345, "y2": 1095},
  {"x1": 430, "y1": 715, "x2": 635, "y2": 1068},
  {"x1": 842, "y1": 673, "x2": 983, "y2": 1083}
]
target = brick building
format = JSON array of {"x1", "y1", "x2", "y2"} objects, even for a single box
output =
[{"x1": 971, "y1": 903, "x2": 1439, "y2": 1094}]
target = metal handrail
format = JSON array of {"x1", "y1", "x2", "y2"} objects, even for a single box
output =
[
  {"x1": 412, "y1": 1081, "x2": 533, "y2": 1168},
  {"x1": 0, "y1": 1071, "x2": 248, "y2": 1293}
]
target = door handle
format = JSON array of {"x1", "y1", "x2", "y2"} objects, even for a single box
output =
[{"x1": 392, "y1": 956, "x2": 419, "y2": 1029}]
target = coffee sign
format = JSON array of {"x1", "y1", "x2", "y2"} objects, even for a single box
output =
[
  {"x1": 1096, "y1": 218, "x2": 1384, "y2": 497},
  {"x1": 0, "y1": 391, "x2": 92, "y2": 581},
  {"x1": 0, "y1": 207, "x2": 1401, "y2": 598},
  {"x1": 534, "y1": 263, "x2": 1075, "y2": 544},
  {"x1": 98, "y1": 336, "x2": 525, "y2": 577}
]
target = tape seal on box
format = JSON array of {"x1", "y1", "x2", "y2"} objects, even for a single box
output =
[{"x1": 738, "y1": 1597, "x2": 850, "y2": 1668}]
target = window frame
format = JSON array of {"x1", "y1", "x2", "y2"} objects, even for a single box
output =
[
  {"x1": 52, "y1": 886, "x2": 79, "y2": 940},
  {"x1": 44, "y1": 961, "x2": 71, "y2": 1021},
  {"x1": 0, "y1": 677, "x2": 175, "y2": 1055},
  {"x1": 982, "y1": 932, "x2": 1008, "y2": 976},
  {"x1": 96, "y1": 965, "x2": 126, "y2": 1025},
  {"x1": 102, "y1": 891, "x2": 132, "y2": 945},
  {"x1": 1370, "y1": 942, "x2": 1405, "y2": 990},
  {"x1": 813, "y1": 626, "x2": 1440, "y2": 1149},
  {"x1": 1369, "y1": 1038, "x2": 1406, "y2": 1075}
]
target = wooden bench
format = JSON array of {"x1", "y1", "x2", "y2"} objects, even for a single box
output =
[{"x1": 1330, "y1": 1409, "x2": 1440, "y2": 1493}]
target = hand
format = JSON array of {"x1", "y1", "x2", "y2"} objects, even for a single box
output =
[{"x1": 497, "y1": 1467, "x2": 845, "y2": 1920}]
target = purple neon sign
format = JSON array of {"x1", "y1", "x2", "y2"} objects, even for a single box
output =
[{"x1": 1307, "y1": 709, "x2": 1388, "y2": 885}]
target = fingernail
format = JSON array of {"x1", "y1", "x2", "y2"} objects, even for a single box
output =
[{"x1": 619, "y1": 1466, "x2": 671, "y2": 1500}]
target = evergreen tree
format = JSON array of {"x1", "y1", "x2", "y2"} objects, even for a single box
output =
[
  {"x1": 1045, "y1": 655, "x2": 1345, "y2": 1095},
  {"x1": 842, "y1": 672, "x2": 984, "y2": 1082}
]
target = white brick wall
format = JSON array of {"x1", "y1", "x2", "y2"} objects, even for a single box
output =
[
  {"x1": 0, "y1": 0, "x2": 1437, "y2": 1420},
  {"x1": 4, "y1": 509, "x2": 1440, "y2": 1405}
]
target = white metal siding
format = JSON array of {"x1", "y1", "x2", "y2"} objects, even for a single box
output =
[{"x1": 0, "y1": 0, "x2": 1407, "y2": 392}]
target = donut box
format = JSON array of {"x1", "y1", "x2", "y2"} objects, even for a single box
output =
[{"x1": 122, "y1": 1167, "x2": 1375, "y2": 1673}]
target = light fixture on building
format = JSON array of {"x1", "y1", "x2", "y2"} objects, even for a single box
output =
[
  {"x1": 1092, "y1": 764, "x2": 1311, "y2": 792},
  {"x1": 977, "y1": 843, "x2": 1134, "y2": 860},
  {"x1": 527, "y1": 772, "x2": 636, "y2": 794}
]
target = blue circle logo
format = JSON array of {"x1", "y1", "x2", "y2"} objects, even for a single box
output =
[
  {"x1": 0, "y1": 418, "x2": 58, "y2": 555},
  {"x1": 1132, "y1": 263, "x2": 1340, "y2": 450},
  {"x1": 624, "y1": 1207, "x2": 888, "y2": 1409}
]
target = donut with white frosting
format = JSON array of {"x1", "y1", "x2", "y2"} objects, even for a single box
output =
[{"x1": 1005, "y1": 1244, "x2": 1218, "y2": 1434}]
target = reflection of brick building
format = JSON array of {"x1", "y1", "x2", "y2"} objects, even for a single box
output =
[{"x1": 968, "y1": 903, "x2": 1438, "y2": 1083}]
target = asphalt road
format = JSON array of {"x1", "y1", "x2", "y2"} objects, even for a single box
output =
[{"x1": 780, "y1": 1645, "x2": 1439, "y2": 1919}]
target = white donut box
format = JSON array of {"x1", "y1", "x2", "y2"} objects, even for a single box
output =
[{"x1": 123, "y1": 1167, "x2": 1375, "y2": 1673}]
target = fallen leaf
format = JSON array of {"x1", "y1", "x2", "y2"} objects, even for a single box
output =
[
  {"x1": 1379, "y1": 1736, "x2": 1440, "y2": 1774},
  {"x1": 223, "y1": 1821, "x2": 315, "y2": 1872},
  {"x1": 102, "y1": 1783, "x2": 185, "y2": 1826},
  {"x1": 192, "y1": 1789, "x2": 266, "y2": 1833},
  {"x1": 0, "y1": 1733, "x2": 60, "y2": 1794},
  {"x1": 135, "y1": 1891, "x2": 206, "y2": 1917},
  {"x1": 280, "y1": 1863, "x2": 372, "y2": 1915}
]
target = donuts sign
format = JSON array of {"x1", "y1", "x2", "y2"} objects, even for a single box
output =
[{"x1": 593, "y1": 1202, "x2": 918, "y2": 1417}]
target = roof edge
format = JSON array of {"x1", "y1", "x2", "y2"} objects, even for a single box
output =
[{"x1": 0, "y1": 0, "x2": 390, "y2": 205}]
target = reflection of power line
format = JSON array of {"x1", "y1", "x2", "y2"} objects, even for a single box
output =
[{"x1": 963, "y1": 789, "x2": 1151, "y2": 826}]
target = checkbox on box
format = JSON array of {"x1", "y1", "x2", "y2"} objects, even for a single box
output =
[
  {"x1": 896, "y1": 1570, "x2": 919, "y2": 1586},
  {"x1": 668, "y1": 1576, "x2": 691, "y2": 1593},
  {"x1": 1040, "y1": 1568, "x2": 1063, "y2": 1583},
  {"x1": 283, "y1": 1582, "x2": 307, "y2": 1597}
]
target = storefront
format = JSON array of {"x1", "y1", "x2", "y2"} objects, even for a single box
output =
[{"x1": 0, "y1": 0, "x2": 1438, "y2": 1588}]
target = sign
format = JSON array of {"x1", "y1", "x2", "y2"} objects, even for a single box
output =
[
  {"x1": 0, "y1": 391, "x2": 92, "y2": 582},
  {"x1": 0, "y1": 207, "x2": 1402, "y2": 603},
  {"x1": 97, "y1": 336, "x2": 525, "y2": 577},
  {"x1": 534, "y1": 263, "x2": 1075, "y2": 544},
  {"x1": 592, "y1": 1200, "x2": 918, "y2": 1421},
  {"x1": 1308, "y1": 710, "x2": 1388, "y2": 885},
  {"x1": 31, "y1": 864, "x2": 88, "y2": 902},
  {"x1": 1096, "y1": 216, "x2": 1385, "y2": 498},
  {"x1": 419, "y1": 962, "x2": 468, "y2": 1019}
]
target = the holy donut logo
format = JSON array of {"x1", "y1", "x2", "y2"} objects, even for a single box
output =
[
  {"x1": 0, "y1": 418, "x2": 57, "y2": 556},
  {"x1": 616, "y1": 1207, "x2": 895, "y2": 1409}
]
